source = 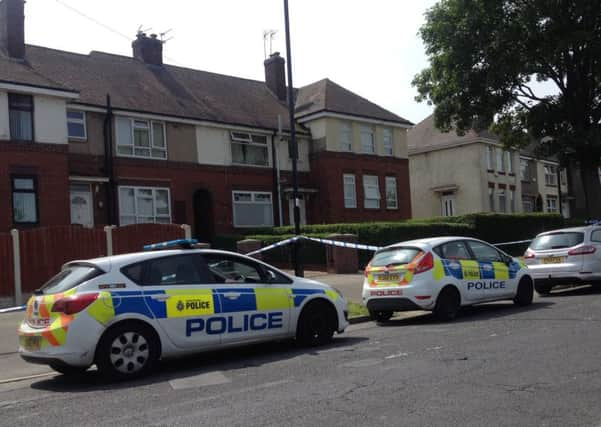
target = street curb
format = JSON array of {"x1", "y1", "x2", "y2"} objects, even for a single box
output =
[{"x1": 348, "y1": 315, "x2": 371, "y2": 324}]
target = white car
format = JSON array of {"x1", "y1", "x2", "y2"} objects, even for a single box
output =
[
  {"x1": 18, "y1": 240, "x2": 348, "y2": 379},
  {"x1": 524, "y1": 225, "x2": 601, "y2": 294},
  {"x1": 362, "y1": 237, "x2": 533, "y2": 322}
]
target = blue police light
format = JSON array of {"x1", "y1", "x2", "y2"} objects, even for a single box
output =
[{"x1": 143, "y1": 239, "x2": 199, "y2": 251}]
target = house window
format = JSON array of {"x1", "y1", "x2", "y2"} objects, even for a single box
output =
[
  {"x1": 509, "y1": 189, "x2": 515, "y2": 212},
  {"x1": 505, "y1": 151, "x2": 514, "y2": 174},
  {"x1": 231, "y1": 132, "x2": 269, "y2": 166},
  {"x1": 343, "y1": 174, "x2": 357, "y2": 208},
  {"x1": 360, "y1": 125, "x2": 375, "y2": 154},
  {"x1": 385, "y1": 176, "x2": 398, "y2": 209},
  {"x1": 116, "y1": 117, "x2": 167, "y2": 159},
  {"x1": 488, "y1": 186, "x2": 495, "y2": 211},
  {"x1": 340, "y1": 122, "x2": 352, "y2": 152},
  {"x1": 560, "y1": 168, "x2": 568, "y2": 186},
  {"x1": 486, "y1": 146, "x2": 494, "y2": 170},
  {"x1": 8, "y1": 93, "x2": 33, "y2": 141},
  {"x1": 498, "y1": 188, "x2": 506, "y2": 212},
  {"x1": 12, "y1": 176, "x2": 38, "y2": 224},
  {"x1": 546, "y1": 195, "x2": 558, "y2": 213},
  {"x1": 67, "y1": 110, "x2": 87, "y2": 140},
  {"x1": 496, "y1": 148, "x2": 504, "y2": 172},
  {"x1": 441, "y1": 192, "x2": 455, "y2": 217},
  {"x1": 363, "y1": 175, "x2": 380, "y2": 209},
  {"x1": 232, "y1": 191, "x2": 273, "y2": 227},
  {"x1": 118, "y1": 186, "x2": 171, "y2": 225},
  {"x1": 544, "y1": 164, "x2": 558, "y2": 186},
  {"x1": 520, "y1": 158, "x2": 530, "y2": 181},
  {"x1": 382, "y1": 128, "x2": 393, "y2": 156}
]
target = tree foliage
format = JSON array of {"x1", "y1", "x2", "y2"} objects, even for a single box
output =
[{"x1": 413, "y1": 0, "x2": 601, "y2": 216}]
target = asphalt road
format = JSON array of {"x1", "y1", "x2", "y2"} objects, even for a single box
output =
[{"x1": 2, "y1": 286, "x2": 601, "y2": 426}]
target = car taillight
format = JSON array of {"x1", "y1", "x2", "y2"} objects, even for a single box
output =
[
  {"x1": 523, "y1": 249, "x2": 535, "y2": 259},
  {"x1": 51, "y1": 293, "x2": 99, "y2": 315},
  {"x1": 568, "y1": 245, "x2": 596, "y2": 256},
  {"x1": 413, "y1": 252, "x2": 434, "y2": 274}
]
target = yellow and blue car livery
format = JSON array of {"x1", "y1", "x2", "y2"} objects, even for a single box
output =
[
  {"x1": 362, "y1": 236, "x2": 532, "y2": 319},
  {"x1": 18, "y1": 245, "x2": 348, "y2": 377}
]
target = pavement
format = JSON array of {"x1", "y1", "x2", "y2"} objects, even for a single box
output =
[{"x1": 1, "y1": 286, "x2": 601, "y2": 425}]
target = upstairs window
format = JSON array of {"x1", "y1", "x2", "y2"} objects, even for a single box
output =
[
  {"x1": 12, "y1": 176, "x2": 38, "y2": 224},
  {"x1": 520, "y1": 158, "x2": 531, "y2": 181},
  {"x1": 496, "y1": 148, "x2": 504, "y2": 172},
  {"x1": 340, "y1": 122, "x2": 353, "y2": 152},
  {"x1": 360, "y1": 125, "x2": 375, "y2": 154},
  {"x1": 486, "y1": 146, "x2": 494, "y2": 170},
  {"x1": 8, "y1": 93, "x2": 33, "y2": 141},
  {"x1": 116, "y1": 117, "x2": 166, "y2": 159},
  {"x1": 363, "y1": 175, "x2": 380, "y2": 209},
  {"x1": 67, "y1": 110, "x2": 87, "y2": 140},
  {"x1": 544, "y1": 164, "x2": 558, "y2": 186},
  {"x1": 382, "y1": 128, "x2": 393, "y2": 156},
  {"x1": 505, "y1": 151, "x2": 514, "y2": 174},
  {"x1": 231, "y1": 132, "x2": 269, "y2": 166}
]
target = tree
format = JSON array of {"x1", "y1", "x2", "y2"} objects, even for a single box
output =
[{"x1": 413, "y1": 0, "x2": 601, "y2": 217}]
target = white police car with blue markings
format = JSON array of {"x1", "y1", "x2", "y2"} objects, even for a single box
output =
[
  {"x1": 363, "y1": 237, "x2": 533, "y2": 322},
  {"x1": 18, "y1": 240, "x2": 348, "y2": 379}
]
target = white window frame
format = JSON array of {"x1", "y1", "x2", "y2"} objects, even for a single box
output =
[
  {"x1": 340, "y1": 122, "x2": 353, "y2": 152},
  {"x1": 363, "y1": 175, "x2": 380, "y2": 209},
  {"x1": 116, "y1": 117, "x2": 167, "y2": 160},
  {"x1": 486, "y1": 146, "x2": 494, "y2": 170},
  {"x1": 382, "y1": 128, "x2": 393, "y2": 156},
  {"x1": 441, "y1": 193, "x2": 455, "y2": 217},
  {"x1": 544, "y1": 164, "x2": 558, "y2": 186},
  {"x1": 67, "y1": 110, "x2": 87, "y2": 140},
  {"x1": 232, "y1": 191, "x2": 274, "y2": 227},
  {"x1": 118, "y1": 186, "x2": 171, "y2": 225},
  {"x1": 520, "y1": 158, "x2": 530, "y2": 181},
  {"x1": 230, "y1": 131, "x2": 270, "y2": 167},
  {"x1": 496, "y1": 148, "x2": 504, "y2": 172},
  {"x1": 546, "y1": 195, "x2": 558, "y2": 213},
  {"x1": 498, "y1": 188, "x2": 506, "y2": 212},
  {"x1": 360, "y1": 125, "x2": 375, "y2": 154},
  {"x1": 505, "y1": 151, "x2": 514, "y2": 174},
  {"x1": 509, "y1": 188, "x2": 515, "y2": 212},
  {"x1": 343, "y1": 174, "x2": 357, "y2": 208},
  {"x1": 385, "y1": 176, "x2": 398, "y2": 209}
]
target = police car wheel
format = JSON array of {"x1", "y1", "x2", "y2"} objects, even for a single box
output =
[
  {"x1": 514, "y1": 278, "x2": 534, "y2": 306},
  {"x1": 96, "y1": 322, "x2": 159, "y2": 380},
  {"x1": 49, "y1": 363, "x2": 88, "y2": 376},
  {"x1": 433, "y1": 287, "x2": 460, "y2": 321},
  {"x1": 369, "y1": 310, "x2": 393, "y2": 323},
  {"x1": 296, "y1": 300, "x2": 336, "y2": 347}
]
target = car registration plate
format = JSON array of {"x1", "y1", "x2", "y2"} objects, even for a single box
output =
[
  {"x1": 21, "y1": 335, "x2": 42, "y2": 351},
  {"x1": 542, "y1": 256, "x2": 565, "y2": 264},
  {"x1": 376, "y1": 272, "x2": 401, "y2": 282}
]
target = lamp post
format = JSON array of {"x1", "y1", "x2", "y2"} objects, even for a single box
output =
[{"x1": 283, "y1": 0, "x2": 303, "y2": 277}]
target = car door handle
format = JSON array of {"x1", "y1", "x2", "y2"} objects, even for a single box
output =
[
  {"x1": 150, "y1": 294, "x2": 171, "y2": 301},
  {"x1": 223, "y1": 292, "x2": 241, "y2": 299}
]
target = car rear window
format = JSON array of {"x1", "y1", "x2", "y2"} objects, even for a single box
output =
[
  {"x1": 530, "y1": 232, "x2": 585, "y2": 250},
  {"x1": 370, "y1": 247, "x2": 422, "y2": 267},
  {"x1": 39, "y1": 264, "x2": 102, "y2": 294}
]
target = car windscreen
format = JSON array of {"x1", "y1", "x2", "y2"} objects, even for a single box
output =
[
  {"x1": 530, "y1": 232, "x2": 585, "y2": 251},
  {"x1": 39, "y1": 264, "x2": 102, "y2": 294},
  {"x1": 370, "y1": 247, "x2": 422, "y2": 267}
]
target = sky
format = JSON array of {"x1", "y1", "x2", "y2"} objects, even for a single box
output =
[{"x1": 25, "y1": 0, "x2": 439, "y2": 125}]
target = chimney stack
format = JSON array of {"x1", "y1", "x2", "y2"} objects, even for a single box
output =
[
  {"x1": 0, "y1": 0, "x2": 25, "y2": 59},
  {"x1": 264, "y1": 52, "x2": 286, "y2": 102},
  {"x1": 132, "y1": 32, "x2": 163, "y2": 66}
]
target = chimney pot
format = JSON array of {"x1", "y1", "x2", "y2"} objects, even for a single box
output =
[
  {"x1": 264, "y1": 52, "x2": 286, "y2": 102},
  {"x1": 132, "y1": 31, "x2": 163, "y2": 66},
  {"x1": 0, "y1": 0, "x2": 25, "y2": 59}
]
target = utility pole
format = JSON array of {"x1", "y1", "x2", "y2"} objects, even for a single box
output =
[{"x1": 283, "y1": 0, "x2": 303, "y2": 277}]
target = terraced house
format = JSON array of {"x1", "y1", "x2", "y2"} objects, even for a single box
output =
[{"x1": 0, "y1": 0, "x2": 412, "y2": 241}]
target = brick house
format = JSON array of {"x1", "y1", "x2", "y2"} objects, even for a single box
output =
[{"x1": 0, "y1": 0, "x2": 412, "y2": 241}]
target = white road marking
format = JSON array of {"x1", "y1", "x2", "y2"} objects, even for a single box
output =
[
  {"x1": 385, "y1": 352, "x2": 408, "y2": 359},
  {"x1": 169, "y1": 371, "x2": 231, "y2": 390},
  {"x1": 0, "y1": 371, "x2": 54, "y2": 385}
]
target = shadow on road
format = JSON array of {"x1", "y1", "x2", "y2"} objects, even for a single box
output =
[
  {"x1": 29, "y1": 335, "x2": 369, "y2": 392},
  {"x1": 378, "y1": 300, "x2": 555, "y2": 327},
  {"x1": 540, "y1": 284, "x2": 601, "y2": 298}
]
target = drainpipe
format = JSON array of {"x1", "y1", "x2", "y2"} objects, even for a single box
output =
[{"x1": 103, "y1": 94, "x2": 116, "y2": 225}]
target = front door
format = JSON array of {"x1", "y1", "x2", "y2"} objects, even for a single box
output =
[
  {"x1": 70, "y1": 184, "x2": 93, "y2": 227},
  {"x1": 288, "y1": 196, "x2": 306, "y2": 226},
  {"x1": 465, "y1": 240, "x2": 513, "y2": 300}
]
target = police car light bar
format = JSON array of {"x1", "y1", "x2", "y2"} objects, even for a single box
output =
[{"x1": 143, "y1": 239, "x2": 199, "y2": 251}]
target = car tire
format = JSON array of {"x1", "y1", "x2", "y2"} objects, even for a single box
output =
[
  {"x1": 95, "y1": 322, "x2": 160, "y2": 380},
  {"x1": 49, "y1": 363, "x2": 88, "y2": 376},
  {"x1": 369, "y1": 310, "x2": 393, "y2": 323},
  {"x1": 433, "y1": 286, "x2": 460, "y2": 321},
  {"x1": 534, "y1": 282, "x2": 553, "y2": 295},
  {"x1": 514, "y1": 277, "x2": 534, "y2": 306},
  {"x1": 296, "y1": 300, "x2": 336, "y2": 347}
]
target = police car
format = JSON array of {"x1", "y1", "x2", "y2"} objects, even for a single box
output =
[
  {"x1": 363, "y1": 237, "x2": 533, "y2": 322},
  {"x1": 18, "y1": 240, "x2": 348, "y2": 379}
]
